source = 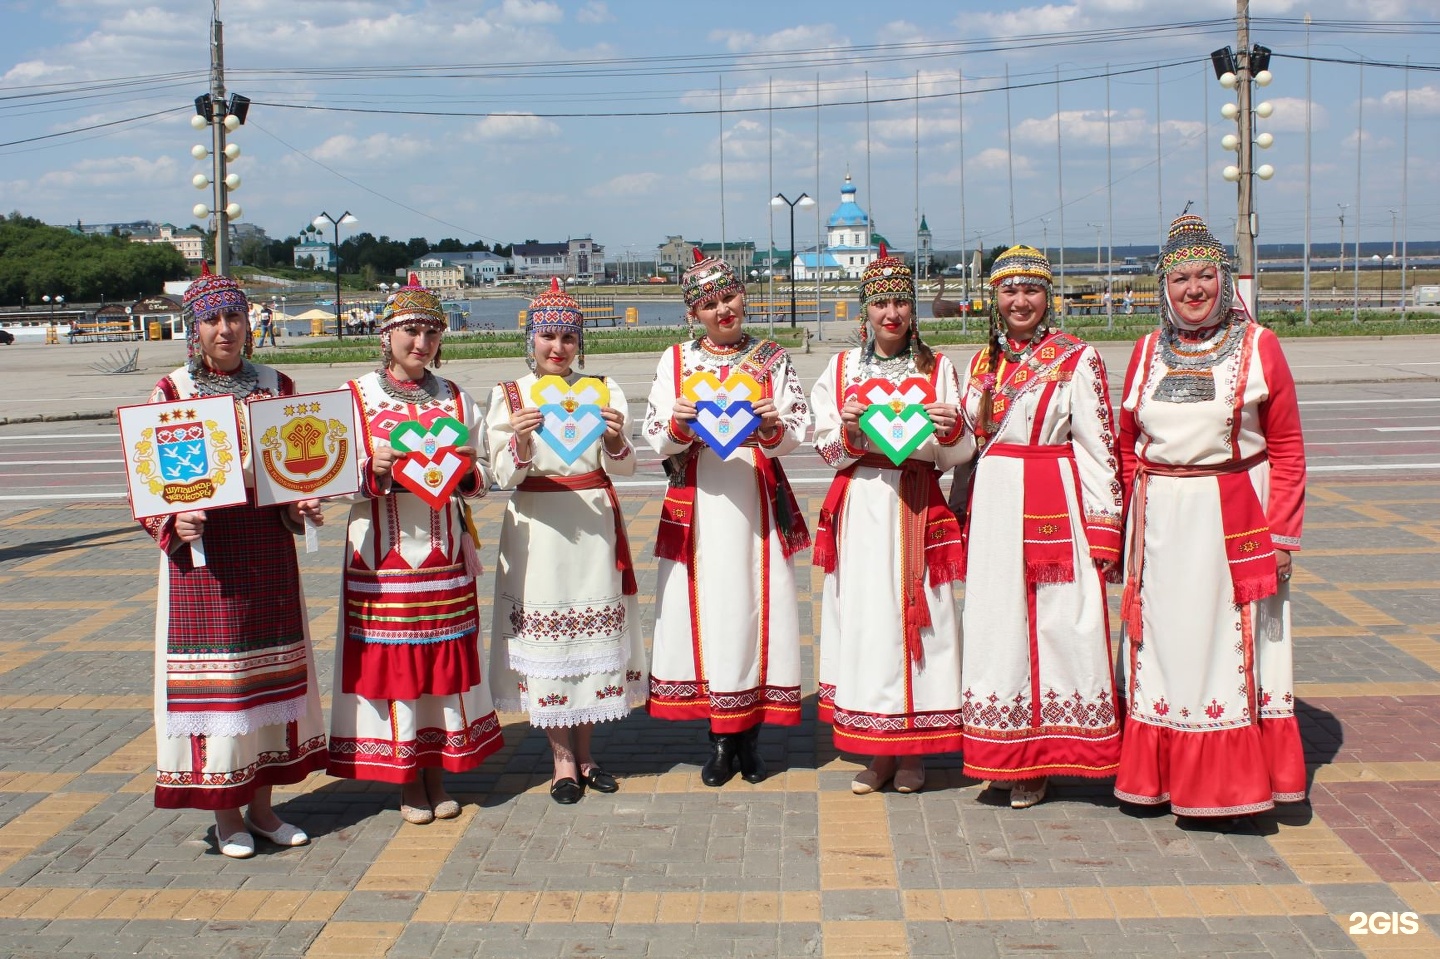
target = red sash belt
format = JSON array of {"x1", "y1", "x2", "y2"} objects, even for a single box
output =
[
  {"x1": 517, "y1": 469, "x2": 636, "y2": 596},
  {"x1": 655, "y1": 449, "x2": 809, "y2": 567},
  {"x1": 985, "y1": 443, "x2": 1077, "y2": 585},
  {"x1": 814, "y1": 453, "x2": 963, "y2": 665},
  {"x1": 1121, "y1": 451, "x2": 1275, "y2": 644}
]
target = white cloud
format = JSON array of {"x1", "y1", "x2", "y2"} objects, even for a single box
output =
[
  {"x1": 710, "y1": 24, "x2": 847, "y2": 54},
  {"x1": 2, "y1": 59, "x2": 72, "y2": 83},
  {"x1": 467, "y1": 114, "x2": 562, "y2": 141},
  {"x1": 33, "y1": 154, "x2": 179, "y2": 190},
  {"x1": 587, "y1": 172, "x2": 662, "y2": 198},
  {"x1": 498, "y1": 0, "x2": 563, "y2": 24},
  {"x1": 1377, "y1": 84, "x2": 1440, "y2": 117},
  {"x1": 1015, "y1": 109, "x2": 1152, "y2": 148},
  {"x1": 1261, "y1": 98, "x2": 1329, "y2": 133},
  {"x1": 576, "y1": 2, "x2": 612, "y2": 24},
  {"x1": 309, "y1": 133, "x2": 429, "y2": 164}
]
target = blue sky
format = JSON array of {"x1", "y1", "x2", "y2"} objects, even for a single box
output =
[{"x1": 1, "y1": 0, "x2": 1437, "y2": 259}]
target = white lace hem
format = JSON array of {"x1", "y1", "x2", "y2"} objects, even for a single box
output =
[
  {"x1": 164, "y1": 695, "x2": 308, "y2": 739},
  {"x1": 506, "y1": 648, "x2": 627, "y2": 680}
]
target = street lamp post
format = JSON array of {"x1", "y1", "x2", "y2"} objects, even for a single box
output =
[
  {"x1": 1373, "y1": 253, "x2": 1395, "y2": 309},
  {"x1": 314, "y1": 211, "x2": 356, "y2": 340},
  {"x1": 770, "y1": 192, "x2": 815, "y2": 328}
]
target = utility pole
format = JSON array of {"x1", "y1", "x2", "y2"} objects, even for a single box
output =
[
  {"x1": 1234, "y1": 0, "x2": 1256, "y2": 313},
  {"x1": 209, "y1": 8, "x2": 229, "y2": 273}
]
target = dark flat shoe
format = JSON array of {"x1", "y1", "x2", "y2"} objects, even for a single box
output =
[
  {"x1": 583, "y1": 767, "x2": 619, "y2": 793},
  {"x1": 549, "y1": 777, "x2": 583, "y2": 804}
]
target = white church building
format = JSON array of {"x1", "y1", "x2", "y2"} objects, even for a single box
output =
[{"x1": 791, "y1": 175, "x2": 896, "y2": 281}]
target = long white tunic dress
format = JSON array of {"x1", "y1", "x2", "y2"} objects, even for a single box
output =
[
  {"x1": 484, "y1": 373, "x2": 648, "y2": 727},
  {"x1": 642, "y1": 335, "x2": 810, "y2": 733},
  {"x1": 958, "y1": 333, "x2": 1125, "y2": 781},
  {"x1": 1114, "y1": 318, "x2": 1307, "y2": 817},
  {"x1": 811, "y1": 348, "x2": 973, "y2": 756},
  {"x1": 326, "y1": 372, "x2": 503, "y2": 784},
  {"x1": 143, "y1": 365, "x2": 327, "y2": 809}
]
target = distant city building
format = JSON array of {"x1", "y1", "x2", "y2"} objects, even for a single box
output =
[
  {"x1": 791, "y1": 175, "x2": 897, "y2": 282},
  {"x1": 656, "y1": 236, "x2": 755, "y2": 278},
  {"x1": 69, "y1": 219, "x2": 159, "y2": 238},
  {"x1": 128, "y1": 223, "x2": 207, "y2": 264},
  {"x1": 512, "y1": 238, "x2": 605, "y2": 280},
  {"x1": 917, "y1": 214, "x2": 932, "y2": 279},
  {"x1": 411, "y1": 257, "x2": 466, "y2": 290},
  {"x1": 415, "y1": 250, "x2": 511, "y2": 284},
  {"x1": 292, "y1": 230, "x2": 335, "y2": 271}
]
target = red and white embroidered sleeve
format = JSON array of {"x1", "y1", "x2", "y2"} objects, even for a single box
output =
[
  {"x1": 1070, "y1": 347, "x2": 1124, "y2": 563},
  {"x1": 810, "y1": 352, "x2": 862, "y2": 469},
  {"x1": 1257, "y1": 329, "x2": 1306, "y2": 550},
  {"x1": 1116, "y1": 335, "x2": 1154, "y2": 526}
]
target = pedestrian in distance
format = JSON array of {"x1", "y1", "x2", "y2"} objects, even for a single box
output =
[
  {"x1": 1114, "y1": 213, "x2": 1308, "y2": 821},
  {"x1": 326, "y1": 274, "x2": 503, "y2": 825},
  {"x1": 956, "y1": 245, "x2": 1124, "y2": 810},
  {"x1": 811, "y1": 244, "x2": 971, "y2": 796},
  {"x1": 140, "y1": 264, "x2": 326, "y2": 858},
  {"x1": 484, "y1": 278, "x2": 647, "y2": 805},
  {"x1": 641, "y1": 248, "x2": 811, "y2": 787}
]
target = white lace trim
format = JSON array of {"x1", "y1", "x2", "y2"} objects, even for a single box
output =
[
  {"x1": 164, "y1": 695, "x2": 307, "y2": 740},
  {"x1": 507, "y1": 648, "x2": 627, "y2": 680},
  {"x1": 495, "y1": 690, "x2": 647, "y2": 727}
]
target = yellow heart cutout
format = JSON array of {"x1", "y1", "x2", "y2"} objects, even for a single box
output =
[
  {"x1": 530, "y1": 375, "x2": 610, "y2": 412},
  {"x1": 681, "y1": 371, "x2": 761, "y2": 407}
]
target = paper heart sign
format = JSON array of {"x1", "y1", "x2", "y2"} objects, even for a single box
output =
[
  {"x1": 530, "y1": 375, "x2": 610, "y2": 411},
  {"x1": 847, "y1": 376, "x2": 936, "y2": 409},
  {"x1": 681, "y1": 371, "x2": 761, "y2": 411},
  {"x1": 388, "y1": 417, "x2": 472, "y2": 509},
  {"x1": 859, "y1": 404, "x2": 935, "y2": 466},
  {"x1": 691, "y1": 400, "x2": 761, "y2": 460},
  {"x1": 537, "y1": 405, "x2": 607, "y2": 464}
]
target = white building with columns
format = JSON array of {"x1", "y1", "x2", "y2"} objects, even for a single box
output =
[{"x1": 792, "y1": 175, "x2": 895, "y2": 281}]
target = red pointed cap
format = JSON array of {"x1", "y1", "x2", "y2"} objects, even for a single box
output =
[
  {"x1": 692, "y1": 246, "x2": 706, "y2": 264},
  {"x1": 549, "y1": 276, "x2": 561, "y2": 293},
  {"x1": 408, "y1": 272, "x2": 420, "y2": 285},
  {"x1": 199, "y1": 260, "x2": 212, "y2": 277},
  {"x1": 877, "y1": 242, "x2": 888, "y2": 259}
]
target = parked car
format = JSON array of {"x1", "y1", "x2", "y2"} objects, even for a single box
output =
[{"x1": 0, "y1": 329, "x2": 14, "y2": 345}]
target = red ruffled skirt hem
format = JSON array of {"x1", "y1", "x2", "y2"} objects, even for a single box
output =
[
  {"x1": 342, "y1": 634, "x2": 482, "y2": 701},
  {"x1": 961, "y1": 728, "x2": 1121, "y2": 781},
  {"x1": 1114, "y1": 712, "x2": 1306, "y2": 817}
]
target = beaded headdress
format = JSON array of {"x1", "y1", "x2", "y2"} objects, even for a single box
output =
[
  {"x1": 380, "y1": 273, "x2": 447, "y2": 332},
  {"x1": 859, "y1": 243, "x2": 914, "y2": 309},
  {"x1": 378, "y1": 273, "x2": 446, "y2": 373},
  {"x1": 182, "y1": 261, "x2": 251, "y2": 373},
  {"x1": 526, "y1": 277, "x2": 586, "y2": 370},
  {"x1": 1158, "y1": 213, "x2": 1229, "y2": 276},
  {"x1": 989, "y1": 244, "x2": 1053, "y2": 291},
  {"x1": 680, "y1": 247, "x2": 743, "y2": 311}
]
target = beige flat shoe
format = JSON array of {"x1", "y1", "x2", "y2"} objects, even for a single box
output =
[
  {"x1": 400, "y1": 803, "x2": 435, "y2": 825},
  {"x1": 1010, "y1": 779, "x2": 1048, "y2": 809},
  {"x1": 893, "y1": 764, "x2": 926, "y2": 794},
  {"x1": 432, "y1": 799, "x2": 461, "y2": 820},
  {"x1": 851, "y1": 766, "x2": 894, "y2": 795}
]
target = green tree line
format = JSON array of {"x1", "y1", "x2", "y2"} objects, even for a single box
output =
[{"x1": 0, "y1": 213, "x2": 189, "y2": 306}]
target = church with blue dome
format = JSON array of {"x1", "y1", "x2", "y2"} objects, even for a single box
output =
[{"x1": 791, "y1": 174, "x2": 896, "y2": 281}]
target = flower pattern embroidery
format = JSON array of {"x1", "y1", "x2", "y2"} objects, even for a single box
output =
[
  {"x1": 595, "y1": 685, "x2": 624, "y2": 700},
  {"x1": 536, "y1": 693, "x2": 568, "y2": 708}
]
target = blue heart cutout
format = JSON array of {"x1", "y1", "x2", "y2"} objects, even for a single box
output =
[
  {"x1": 690, "y1": 400, "x2": 760, "y2": 460},
  {"x1": 535, "y1": 403, "x2": 607, "y2": 465}
]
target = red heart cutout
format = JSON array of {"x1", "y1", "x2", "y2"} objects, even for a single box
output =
[{"x1": 847, "y1": 376, "x2": 936, "y2": 407}]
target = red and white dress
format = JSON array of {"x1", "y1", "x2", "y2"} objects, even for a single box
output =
[
  {"x1": 142, "y1": 365, "x2": 328, "y2": 809},
  {"x1": 958, "y1": 332, "x2": 1124, "y2": 781},
  {"x1": 641, "y1": 335, "x2": 810, "y2": 732},
  {"x1": 326, "y1": 372, "x2": 503, "y2": 783},
  {"x1": 811, "y1": 349, "x2": 972, "y2": 755},
  {"x1": 1114, "y1": 318, "x2": 1307, "y2": 816},
  {"x1": 484, "y1": 373, "x2": 648, "y2": 726}
]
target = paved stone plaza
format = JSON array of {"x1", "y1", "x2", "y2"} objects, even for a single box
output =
[{"x1": 0, "y1": 337, "x2": 1438, "y2": 957}]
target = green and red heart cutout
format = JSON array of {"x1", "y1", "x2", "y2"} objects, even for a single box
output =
[
  {"x1": 850, "y1": 377, "x2": 936, "y2": 466},
  {"x1": 388, "y1": 417, "x2": 471, "y2": 509}
]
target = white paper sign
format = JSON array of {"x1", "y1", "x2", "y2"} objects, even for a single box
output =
[
  {"x1": 118, "y1": 395, "x2": 247, "y2": 520},
  {"x1": 247, "y1": 389, "x2": 360, "y2": 507}
]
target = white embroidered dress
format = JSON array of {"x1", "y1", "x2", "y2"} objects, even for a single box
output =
[
  {"x1": 484, "y1": 373, "x2": 648, "y2": 727},
  {"x1": 811, "y1": 349, "x2": 973, "y2": 756},
  {"x1": 1114, "y1": 321, "x2": 1307, "y2": 816},
  {"x1": 957, "y1": 334, "x2": 1125, "y2": 781},
  {"x1": 641, "y1": 336, "x2": 810, "y2": 732}
]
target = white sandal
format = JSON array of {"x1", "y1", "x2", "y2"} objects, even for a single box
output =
[{"x1": 217, "y1": 829, "x2": 255, "y2": 859}]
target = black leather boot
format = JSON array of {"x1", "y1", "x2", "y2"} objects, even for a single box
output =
[
  {"x1": 700, "y1": 732, "x2": 737, "y2": 787},
  {"x1": 737, "y1": 725, "x2": 767, "y2": 784}
]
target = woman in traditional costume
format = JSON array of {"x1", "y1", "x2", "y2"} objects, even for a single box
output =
[
  {"x1": 327, "y1": 275, "x2": 503, "y2": 824},
  {"x1": 811, "y1": 246, "x2": 971, "y2": 795},
  {"x1": 1114, "y1": 214, "x2": 1307, "y2": 819},
  {"x1": 143, "y1": 265, "x2": 327, "y2": 858},
  {"x1": 484, "y1": 279, "x2": 647, "y2": 804},
  {"x1": 957, "y1": 245, "x2": 1124, "y2": 809},
  {"x1": 642, "y1": 248, "x2": 810, "y2": 786}
]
